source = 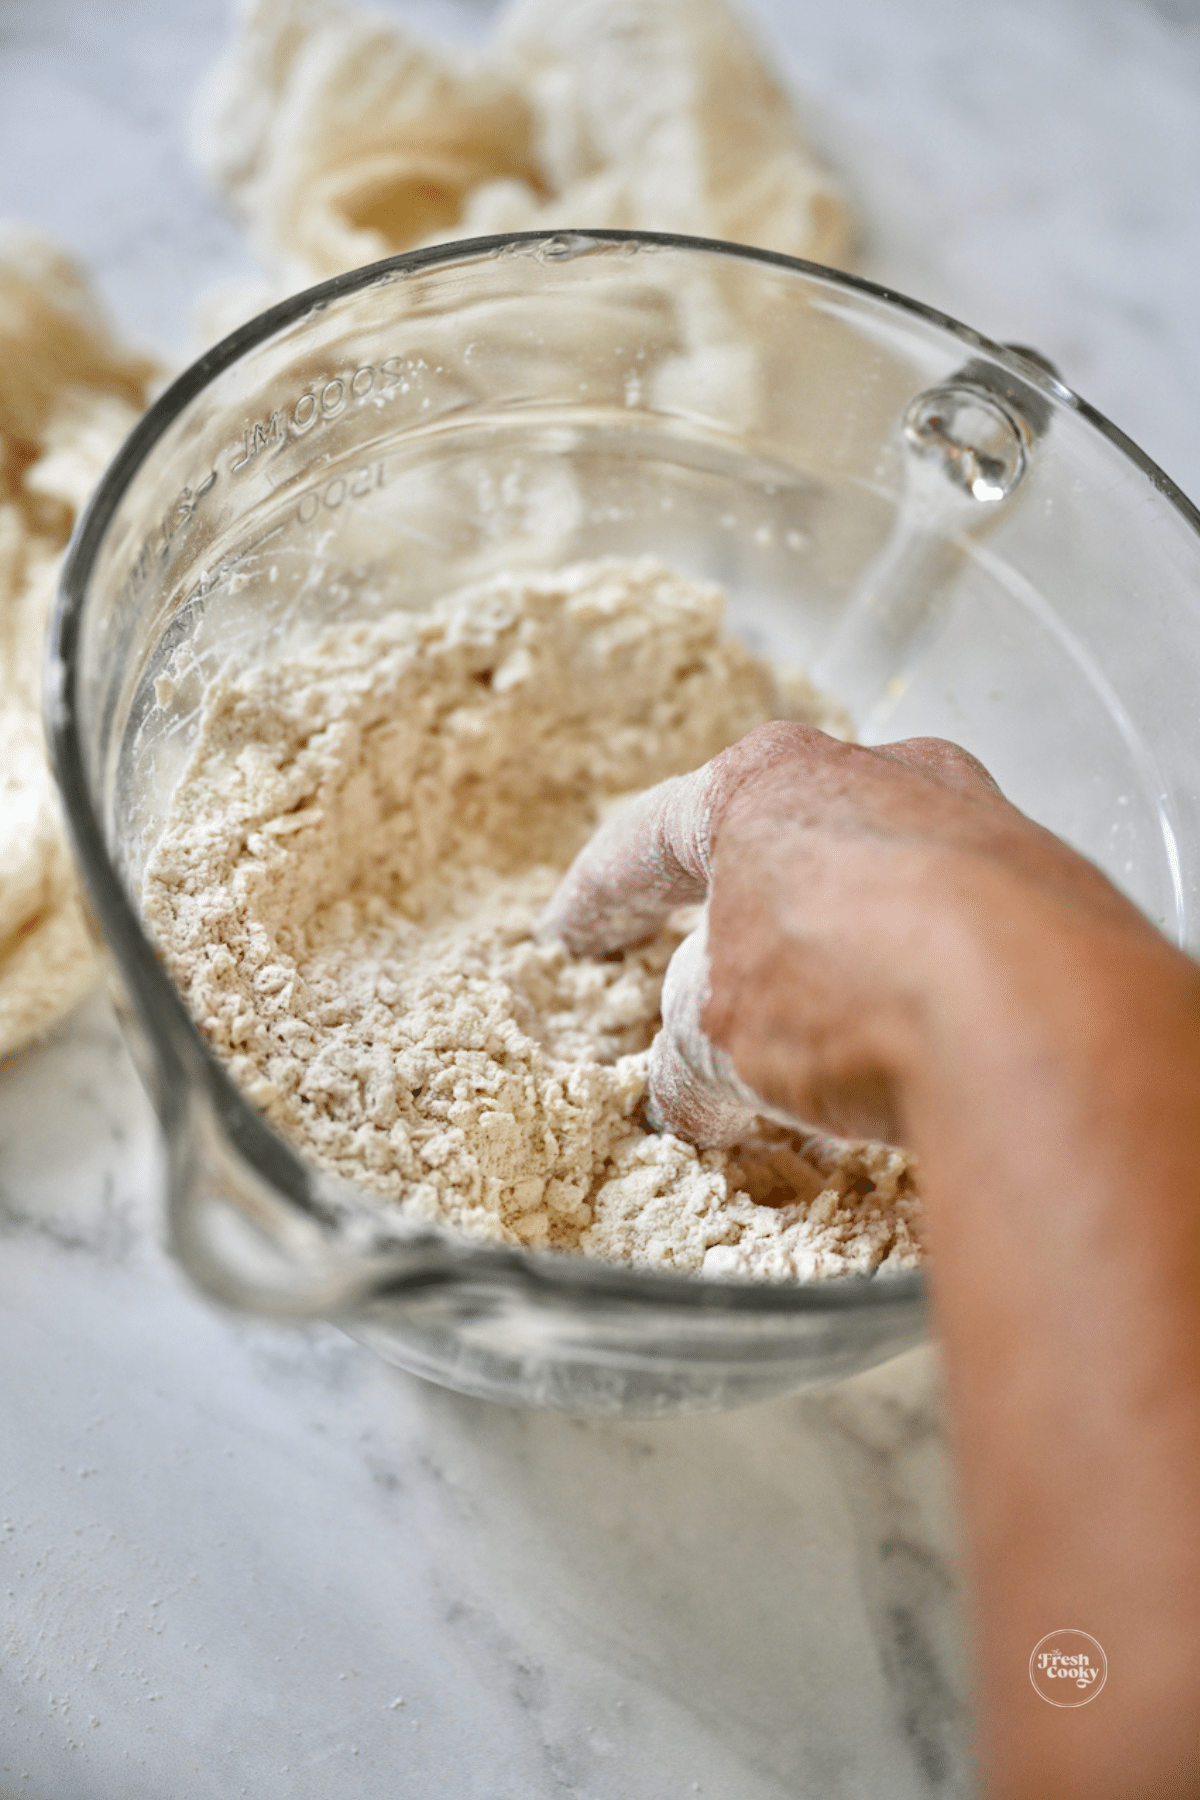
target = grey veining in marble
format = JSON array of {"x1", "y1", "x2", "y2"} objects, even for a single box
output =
[
  {"x1": 1, "y1": 1008, "x2": 968, "y2": 1798},
  {"x1": 2, "y1": 0, "x2": 1198, "y2": 1791}
]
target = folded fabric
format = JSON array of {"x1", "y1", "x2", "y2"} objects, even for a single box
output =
[
  {"x1": 0, "y1": 228, "x2": 158, "y2": 1059},
  {"x1": 191, "y1": 0, "x2": 853, "y2": 292}
]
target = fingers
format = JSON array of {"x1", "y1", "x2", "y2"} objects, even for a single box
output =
[
  {"x1": 644, "y1": 919, "x2": 763, "y2": 1146},
  {"x1": 539, "y1": 767, "x2": 763, "y2": 1147},
  {"x1": 540, "y1": 721, "x2": 843, "y2": 958},
  {"x1": 648, "y1": 914, "x2": 905, "y2": 1147},
  {"x1": 539, "y1": 720, "x2": 1017, "y2": 1154},
  {"x1": 539, "y1": 767, "x2": 716, "y2": 958}
]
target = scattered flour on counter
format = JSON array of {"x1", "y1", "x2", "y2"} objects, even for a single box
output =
[{"x1": 143, "y1": 556, "x2": 922, "y2": 1281}]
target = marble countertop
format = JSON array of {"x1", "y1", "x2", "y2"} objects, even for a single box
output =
[{"x1": 1, "y1": 1, "x2": 1198, "y2": 1794}]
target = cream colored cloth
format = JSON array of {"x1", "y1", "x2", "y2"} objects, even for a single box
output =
[
  {"x1": 191, "y1": 0, "x2": 853, "y2": 301},
  {"x1": 0, "y1": 228, "x2": 158, "y2": 1059}
]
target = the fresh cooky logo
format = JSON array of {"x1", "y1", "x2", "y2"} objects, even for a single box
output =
[{"x1": 1029, "y1": 1629, "x2": 1108, "y2": 1706}]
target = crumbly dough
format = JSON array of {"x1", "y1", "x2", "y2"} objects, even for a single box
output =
[
  {"x1": 191, "y1": 0, "x2": 852, "y2": 296},
  {"x1": 0, "y1": 228, "x2": 158, "y2": 1059},
  {"x1": 143, "y1": 557, "x2": 921, "y2": 1280}
]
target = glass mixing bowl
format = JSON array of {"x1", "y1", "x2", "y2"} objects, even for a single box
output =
[{"x1": 49, "y1": 232, "x2": 1200, "y2": 1416}]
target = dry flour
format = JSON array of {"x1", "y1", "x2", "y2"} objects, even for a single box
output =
[{"x1": 143, "y1": 556, "x2": 922, "y2": 1281}]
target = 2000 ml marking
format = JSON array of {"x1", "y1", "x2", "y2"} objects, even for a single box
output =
[
  {"x1": 229, "y1": 356, "x2": 431, "y2": 474},
  {"x1": 117, "y1": 360, "x2": 428, "y2": 609}
]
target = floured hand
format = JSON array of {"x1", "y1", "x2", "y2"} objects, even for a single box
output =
[
  {"x1": 539, "y1": 756, "x2": 765, "y2": 1146},
  {"x1": 542, "y1": 719, "x2": 1152, "y2": 1149}
]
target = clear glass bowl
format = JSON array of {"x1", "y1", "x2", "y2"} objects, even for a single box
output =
[{"x1": 48, "y1": 232, "x2": 1200, "y2": 1416}]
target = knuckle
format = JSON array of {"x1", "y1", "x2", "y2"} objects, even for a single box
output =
[
  {"x1": 710, "y1": 719, "x2": 842, "y2": 810},
  {"x1": 884, "y1": 735, "x2": 1001, "y2": 792}
]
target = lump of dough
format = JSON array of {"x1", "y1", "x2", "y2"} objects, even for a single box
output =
[
  {"x1": 0, "y1": 227, "x2": 158, "y2": 1060},
  {"x1": 190, "y1": 0, "x2": 853, "y2": 292}
]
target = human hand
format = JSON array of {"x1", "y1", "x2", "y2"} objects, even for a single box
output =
[
  {"x1": 548, "y1": 720, "x2": 1200, "y2": 1800},
  {"x1": 541, "y1": 720, "x2": 1158, "y2": 1150}
]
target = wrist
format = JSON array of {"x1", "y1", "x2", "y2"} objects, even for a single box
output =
[{"x1": 905, "y1": 861, "x2": 1200, "y2": 1169}]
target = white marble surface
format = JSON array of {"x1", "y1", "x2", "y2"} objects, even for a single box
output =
[
  {"x1": 1, "y1": 1002, "x2": 966, "y2": 1798},
  {"x1": 1, "y1": 0, "x2": 1199, "y2": 1793}
]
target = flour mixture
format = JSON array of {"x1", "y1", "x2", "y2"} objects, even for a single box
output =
[{"x1": 144, "y1": 557, "x2": 922, "y2": 1280}]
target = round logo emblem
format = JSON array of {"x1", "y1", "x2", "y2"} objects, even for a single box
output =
[{"x1": 1029, "y1": 1629, "x2": 1107, "y2": 1706}]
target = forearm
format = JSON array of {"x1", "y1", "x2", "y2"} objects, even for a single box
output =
[
  {"x1": 706, "y1": 825, "x2": 1200, "y2": 1796},
  {"x1": 545, "y1": 722, "x2": 1200, "y2": 1794},
  {"x1": 912, "y1": 923, "x2": 1200, "y2": 1798}
]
